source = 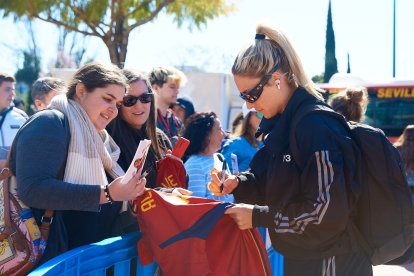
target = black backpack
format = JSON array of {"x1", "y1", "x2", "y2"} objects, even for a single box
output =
[{"x1": 290, "y1": 103, "x2": 414, "y2": 265}]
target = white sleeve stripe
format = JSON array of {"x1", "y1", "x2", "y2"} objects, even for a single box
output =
[
  {"x1": 321, "y1": 151, "x2": 329, "y2": 194},
  {"x1": 317, "y1": 150, "x2": 324, "y2": 200},
  {"x1": 274, "y1": 150, "x2": 334, "y2": 234},
  {"x1": 327, "y1": 152, "x2": 334, "y2": 183},
  {"x1": 323, "y1": 256, "x2": 336, "y2": 276}
]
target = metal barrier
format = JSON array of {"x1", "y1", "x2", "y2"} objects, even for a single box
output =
[{"x1": 30, "y1": 230, "x2": 283, "y2": 275}]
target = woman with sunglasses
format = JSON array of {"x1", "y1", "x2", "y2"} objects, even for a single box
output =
[
  {"x1": 10, "y1": 63, "x2": 146, "y2": 266},
  {"x1": 107, "y1": 69, "x2": 172, "y2": 190},
  {"x1": 221, "y1": 102, "x2": 263, "y2": 173},
  {"x1": 209, "y1": 23, "x2": 371, "y2": 275}
]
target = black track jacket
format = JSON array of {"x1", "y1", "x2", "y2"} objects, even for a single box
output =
[{"x1": 233, "y1": 87, "x2": 361, "y2": 260}]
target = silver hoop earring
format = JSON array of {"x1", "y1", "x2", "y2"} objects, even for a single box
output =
[{"x1": 276, "y1": 79, "x2": 281, "y2": 90}]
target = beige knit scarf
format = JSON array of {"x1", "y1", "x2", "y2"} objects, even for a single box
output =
[{"x1": 49, "y1": 95, "x2": 124, "y2": 186}]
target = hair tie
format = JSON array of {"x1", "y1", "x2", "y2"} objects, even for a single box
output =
[{"x1": 255, "y1": 34, "x2": 265, "y2": 39}]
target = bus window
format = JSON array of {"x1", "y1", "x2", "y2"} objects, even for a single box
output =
[{"x1": 365, "y1": 98, "x2": 414, "y2": 137}]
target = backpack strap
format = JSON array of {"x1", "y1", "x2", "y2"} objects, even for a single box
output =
[
  {"x1": 39, "y1": 210, "x2": 54, "y2": 240},
  {"x1": 0, "y1": 107, "x2": 13, "y2": 130},
  {"x1": 1, "y1": 151, "x2": 54, "y2": 238},
  {"x1": 0, "y1": 168, "x2": 13, "y2": 238},
  {"x1": 289, "y1": 102, "x2": 349, "y2": 169}
]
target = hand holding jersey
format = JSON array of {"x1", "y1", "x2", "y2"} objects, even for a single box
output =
[
  {"x1": 208, "y1": 170, "x2": 254, "y2": 230},
  {"x1": 225, "y1": 203, "x2": 254, "y2": 230},
  {"x1": 171, "y1": 187, "x2": 192, "y2": 196}
]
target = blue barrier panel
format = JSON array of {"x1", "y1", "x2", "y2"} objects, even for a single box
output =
[
  {"x1": 267, "y1": 248, "x2": 284, "y2": 276},
  {"x1": 30, "y1": 229, "x2": 283, "y2": 275},
  {"x1": 29, "y1": 232, "x2": 156, "y2": 276},
  {"x1": 258, "y1": 227, "x2": 284, "y2": 276}
]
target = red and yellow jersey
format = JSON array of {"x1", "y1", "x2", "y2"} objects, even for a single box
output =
[{"x1": 134, "y1": 190, "x2": 271, "y2": 276}]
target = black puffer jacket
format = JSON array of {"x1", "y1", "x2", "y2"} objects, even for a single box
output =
[{"x1": 233, "y1": 87, "x2": 361, "y2": 260}]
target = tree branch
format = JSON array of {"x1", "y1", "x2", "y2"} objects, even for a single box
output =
[
  {"x1": 107, "y1": 0, "x2": 119, "y2": 40},
  {"x1": 70, "y1": 6, "x2": 106, "y2": 36},
  {"x1": 24, "y1": 0, "x2": 99, "y2": 37},
  {"x1": 105, "y1": 0, "x2": 121, "y2": 41},
  {"x1": 125, "y1": 0, "x2": 152, "y2": 18},
  {"x1": 36, "y1": 15, "x2": 97, "y2": 37},
  {"x1": 126, "y1": 0, "x2": 174, "y2": 32}
]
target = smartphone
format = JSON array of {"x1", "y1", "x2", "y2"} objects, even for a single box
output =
[
  {"x1": 231, "y1": 153, "x2": 239, "y2": 174},
  {"x1": 171, "y1": 137, "x2": 190, "y2": 159}
]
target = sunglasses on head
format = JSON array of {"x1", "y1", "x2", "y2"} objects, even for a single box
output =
[
  {"x1": 239, "y1": 64, "x2": 279, "y2": 103},
  {"x1": 122, "y1": 93, "x2": 153, "y2": 107}
]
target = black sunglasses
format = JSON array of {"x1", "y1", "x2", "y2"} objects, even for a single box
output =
[
  {"x1": 122, "y1": 93, "x2": 153, "y2": 107},
  {"x1": 239, "y1": 64, "x2": 279, "y2": 103}
]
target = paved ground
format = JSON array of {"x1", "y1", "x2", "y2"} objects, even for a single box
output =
[{"x1": 373, "y1": 263, "x2": 414, "y2": 275}]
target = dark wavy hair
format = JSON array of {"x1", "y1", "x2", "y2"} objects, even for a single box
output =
[
  {"x1": 394, "y1": 125, "x2": 414, "y2": 171},
  {"x1": 66, "y1": 62, "x2": 127, "y2": 99},
  {"x1": 232, "y1": 112, "x2": 260, "y2": 147},
  {"x1": 183, "y1": 111, "x2": 217, "y2": 161}
]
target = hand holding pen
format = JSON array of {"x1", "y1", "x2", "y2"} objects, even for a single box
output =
[
  {"x1": 208, "y1": 170, "x2": 239, "y2": 196},
  {"x1": 139, "y1": 165, "x2": 153, "y2": 180},
  {"x1": 220, "y1": 161, "x2": 227, "y2": 193},
  {"x1": 208, "y1": 154, "x2": 239, "y2": 195},
  {"x1": 215, "y1": 153, "x2": 228, "y2": 192}
]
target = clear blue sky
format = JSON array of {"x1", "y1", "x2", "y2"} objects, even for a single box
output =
[{"x1": 1, "y1": 0, "x2": 413, "y2": 82}]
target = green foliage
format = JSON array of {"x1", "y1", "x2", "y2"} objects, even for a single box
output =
[
  {"x1": 312, "y1": 73, "x2": 325, "y2": 83},
  {"x1": 167, "y1": 0, "x2": 234, "y2": 30},
  {"x1": 15, "y1": 51, "x2": 40, "y2": 86},
  {"x1": 14, "y1": 49, "x2": 40, "y2": 115},
  {"x1": 24, "y1": 89, "x2": 36, "y2": 116},
  {"x1": 324, "y1": 0, "x2": 338, "y2": 83},
  {"x1": 0, "y1": 0, "x2": 234, "y2": 65}
]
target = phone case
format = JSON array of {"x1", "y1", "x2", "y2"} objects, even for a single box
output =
[{"x1": 171, "y1": 137, "x2": 190, "y2": 159}]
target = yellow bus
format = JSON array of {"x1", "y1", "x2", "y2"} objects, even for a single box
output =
[{"x1": 318, "y1": 75, "x2": 414, "y2": 141}]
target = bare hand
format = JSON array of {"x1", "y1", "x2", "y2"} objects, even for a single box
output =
[
  {"x1": 172, "y1": 188, "x2": 193, "y2": 196},
  {"x1": 225, "y1": 204, "x2": 254, "y2": 229},
  {"x1": 165, "y1": 150, "x2": 184, "y2": 164},
  {"x1": 105, "y1": 173, "x2": 146, "y2": 203},
  {"x1": 208, "y1": 170, "x2": 239, "y2": 196},
  {"x1": 0, "y1": 159, "x2": 7, "y2": 170}
]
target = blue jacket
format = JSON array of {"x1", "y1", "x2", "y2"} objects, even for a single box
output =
[{"x1": 221, "y1": 136, "x2": 263, "y2": 173}]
